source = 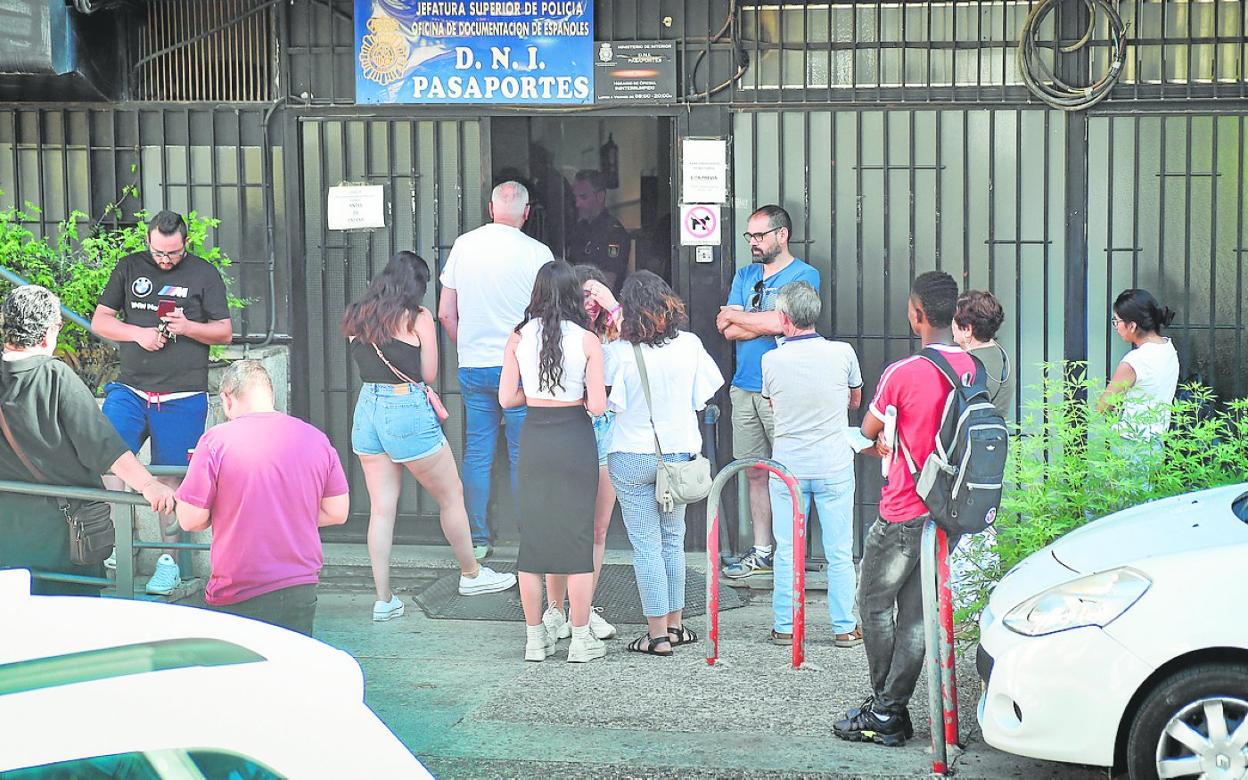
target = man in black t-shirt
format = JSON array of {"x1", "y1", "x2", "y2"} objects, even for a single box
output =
[{"x1": 92, "y1": 210, "x2": 233, "y2": 595}]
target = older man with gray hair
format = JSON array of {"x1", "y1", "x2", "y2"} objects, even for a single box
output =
[
  {"x1": 760, "y1": 280, "x2": 864, "y2": 648},
  {"x1": 175, "y1": 359, "x2": 348, "y2": 634},
  {"x1": 438, "y1": 181, "x2": 553, "y2": 558},
  {"x1": 0, "y1": 285, "x2": 173, "y2": 594}
]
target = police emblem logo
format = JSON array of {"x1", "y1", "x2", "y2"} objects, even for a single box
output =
[
  {"x1": 599, "y1": 43, "x2": 613, "y2": 62},
  {"x1": 359, "y1": 16, "x2": 409, "y2": 86},
  {"x1": 607, "y1": 243, "x2": 621, "y2": 258},
  {"x1": 131, "y1": 277, "x2": 153, "y2": 298}
]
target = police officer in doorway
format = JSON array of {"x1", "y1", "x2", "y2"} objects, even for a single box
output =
[{"x1": 566, "y1": 169, "x2": 631, "y2": 291}]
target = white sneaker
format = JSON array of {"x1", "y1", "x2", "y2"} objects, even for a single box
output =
[
  {"x1": 542, "y1": 604, "x2": 569, "y2": 641},
  {"x1": 144, "y1": 554, "x2": 181, "y2": 596},
  {"x1": 458, "y1": 566, "x2": 517, "y2": 596},
  {"x1": 588, "y1": 606, "x2": 617, "y2": 640},
  {"x1": 567, "y1": 624, "x2": 607, "y2": 663},
  {"x1": 525, "y1": 623, "x2": 556, "y2": 662},
  {"x1": 372, "y1": 595, "x2": 405, "y2": 622}
]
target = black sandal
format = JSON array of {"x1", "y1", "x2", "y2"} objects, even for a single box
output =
[
  {"x1": 627, "y1": 632, "x2": 673, "y2": 657},
  {"x1": 668, "y1": 625, "x2": 699, "y2": 647}
]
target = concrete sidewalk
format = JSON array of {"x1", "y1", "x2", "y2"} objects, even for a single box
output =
[{"x1": 309, "y1": 553, "x2": 1108, "y2": 780}]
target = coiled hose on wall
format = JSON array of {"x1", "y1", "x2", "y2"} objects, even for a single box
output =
[{"x1": 1018, "y1": 0, "x2": 1129, "y2": 111}]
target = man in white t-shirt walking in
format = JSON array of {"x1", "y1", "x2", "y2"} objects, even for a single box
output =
[
  {"x1": 761, "y1": 281, "x2": 863, "y2": 648},
  {"x1": 438, "y1": 181, "x2": 553, "y2": 559}
]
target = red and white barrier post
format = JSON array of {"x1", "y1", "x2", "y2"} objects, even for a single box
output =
[
  {"x1": 706, "y1": 458, "x2": 807, "y2": 669},
  {"x1": 920, "y1": 518, "x2": 961, "y2": 776}
]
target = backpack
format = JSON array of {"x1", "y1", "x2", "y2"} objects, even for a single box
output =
[{"x1": 897, "y1": 348, "x2": 1009, "y2": 536}]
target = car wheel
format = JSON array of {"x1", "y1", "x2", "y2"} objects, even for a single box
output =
[{"x1": 1126, "y1": 662, "x2": 1248, "y2": 780}]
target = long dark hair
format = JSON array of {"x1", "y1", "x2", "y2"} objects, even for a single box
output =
[
  {"x1": 516, "y1": 260, "x2": 588, "y2": 393},
  {"x1": 619, "y1": 271, "x2": 686, "y2": 347},
  {"x1": 574, "y1": 263, "x2": 611, "y2": 337},
  {"x1": 1114, "y1": 288, "x2": 1176, "y2": 335},
  {"x1": 341, "y1": 251, "x2": 430, "y2": 345}
]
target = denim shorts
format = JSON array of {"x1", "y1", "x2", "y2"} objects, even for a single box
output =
[
  {"x1": 591, "y1": 411, "x2": 615, "y2": 467},
  {"x1": 101, "y1": 382, "x2": 208, "y2": 466},
  {"x1": 351, "y1": 383, "x2": 447, "y2": 463}
]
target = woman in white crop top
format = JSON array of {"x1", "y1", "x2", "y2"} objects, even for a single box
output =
[{"x1": 500, "y1": 260, "x2": 608, "y2": 663}]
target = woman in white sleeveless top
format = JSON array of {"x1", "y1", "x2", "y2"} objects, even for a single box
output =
[{"x1": 500, "y1": 260, "x2": 608, "y2": 664}]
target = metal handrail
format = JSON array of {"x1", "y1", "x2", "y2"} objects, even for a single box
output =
[
  {"x1": 705, "y1": 458, "x2": 808, "y2": 669},
  {"x1": 920, "y1": 518, "x2": 961, "y2": 776},
  {"x1": 0, "y1": 469, "x2": 208, "y2": 599}
]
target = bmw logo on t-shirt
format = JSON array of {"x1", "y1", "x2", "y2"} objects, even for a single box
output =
[{"x1": 132, "y1": 277, "x2": 153, "y2": 298}]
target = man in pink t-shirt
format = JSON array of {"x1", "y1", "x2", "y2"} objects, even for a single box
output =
[
  {"x1": 834, "y1": 271, "x2": 976, "y2": 747},
  {"x1": 176, "y1": 360, "x2": 349, "y2": 635}
]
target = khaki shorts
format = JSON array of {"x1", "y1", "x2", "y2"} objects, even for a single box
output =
[{"x1": 730, "y1": 385, "x2": 775, "y2": 459}]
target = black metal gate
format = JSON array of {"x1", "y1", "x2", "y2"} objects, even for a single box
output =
[{"x1": 295, "y1": 116, "x2": 486, "y2": 541}]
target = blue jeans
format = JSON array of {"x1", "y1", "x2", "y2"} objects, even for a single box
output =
[
  {"x1": 608, "y1": 451, "x2": 692, "y2": 618},
  {"x1": 459, "y1": 366, "x2": 526, "y2": 545},
  {"x1": 769, "y1": 467, "x2": 857, "y2": 634}
]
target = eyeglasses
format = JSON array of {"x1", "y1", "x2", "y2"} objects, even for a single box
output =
[
  {"x1": 149, "y1": 247, "x2": 186, "y2": 261},
  {"x1": 749, "y1": 279, "x2": 766, "y2": 311},
  {"x1": 1110, "y1": 315, "x2": 1124, "y2": 327},
  {"x1": 742, "y1": 227, "x2": 782, "y2": 243}
]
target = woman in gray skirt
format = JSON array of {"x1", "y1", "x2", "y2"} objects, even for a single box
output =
[{"x1": 500, "y1": 260, "x2": 608, "y2": 664}]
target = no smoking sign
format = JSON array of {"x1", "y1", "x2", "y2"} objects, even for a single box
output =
[{"x1": 680, "y1": 204, "x2": 721, "y2": 246}]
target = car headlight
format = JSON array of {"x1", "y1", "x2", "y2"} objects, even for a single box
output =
[{"x1": 1002, "y1": 567, "x2": 1151, "y2": 637}]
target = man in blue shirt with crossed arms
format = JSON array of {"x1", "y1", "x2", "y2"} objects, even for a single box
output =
[{"x1": 717, "y1": 205, "x2": 821, "y2": 581}]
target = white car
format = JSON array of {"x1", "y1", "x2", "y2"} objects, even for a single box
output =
[
  {"x1": 0, "y1": 570, "x2": 430, "y2": 779},
  {"x1": 978, "y1": 483, "x2": 1248, "y2": 779}
]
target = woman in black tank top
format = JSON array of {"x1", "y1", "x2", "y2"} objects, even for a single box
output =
[{"x1": 342, "y1": 252, "x2": 516, "y2": 621}]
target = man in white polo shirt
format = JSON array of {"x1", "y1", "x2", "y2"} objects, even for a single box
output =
[{"x1": 438, "y1": 181, "x2": 553, "y2": 559}]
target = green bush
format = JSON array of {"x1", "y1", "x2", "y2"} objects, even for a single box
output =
[
  {"x1": 955, "y1": 361, "x2": 1248, "y2": 636},
  {"x1": 0, "y1": 193, "x2": 247, "y2": 391}
]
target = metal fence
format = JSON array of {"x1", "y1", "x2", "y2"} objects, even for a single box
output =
[{"x1": 0, "y1": 106, "x2": 289, "y2": 340}]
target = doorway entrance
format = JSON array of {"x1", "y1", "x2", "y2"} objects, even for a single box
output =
[{"x1": 490, "y1": 115, "x2": 675, "y2": 286}]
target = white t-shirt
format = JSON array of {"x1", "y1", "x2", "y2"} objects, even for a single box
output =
[
  {"x1": 1118, "y1": 338, "x2": 1180, "y2": 439},
  {"x1": 516, "y1": 319, "x2": 590, "y2": 402},
  {"x1": 440, "y1": 223, "x2": 553, "y2": 368},
  {"x1": 762, "y1": 336, "x2": 862, "y2": 479},
  {"x1": 606, "y1": 332, "x2": 725, "y2": 455}
]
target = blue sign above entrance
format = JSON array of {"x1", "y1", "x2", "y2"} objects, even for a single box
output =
[{"x1": 354, "y1": 1, "x2": 594, "y2": 105}]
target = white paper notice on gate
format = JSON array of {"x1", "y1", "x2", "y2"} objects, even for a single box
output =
[
  {"x1": 328, "y1": 185, "x2": 385, "y2": 231},
  {"x1": 681, "y1": 138, "x2": 727, "y2": 203},
  {"x1": 680, "y1": 204, "x2": 721, "y2": 246}
]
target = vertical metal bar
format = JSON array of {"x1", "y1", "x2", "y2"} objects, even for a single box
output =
[
  {"x1": 987, "y1": 110, "x2": 996, "y2": 292},
  {"x1": 1208, "y1": 116, "x2": 1219, "y2": 388},
  {"x1": 1105, "y1": 116, "x2": 1116, "y2": 376},
  {"x1": 962, "y1": 109, "x2": 970, "y2": 286},
  {"x1": 921, "y1": 519, "x2": 948, "y2": 776},
  {"x1": 935, "y1": 110, "x2": 942, "y2": 270},
  {"x1": 975, "y1": 0, "x2": 983, "y2": 102},
  {"x1": 936, "y1": 526, "x2": 959, "y2": 747},
  {"x1": 788, "y1": 467, "x2": 806, "y2": 670},
  {"x1": 1237, "y1": 115, "x2": 1246, "y2": 398},
  {"x1": 908, "y1": 110, "x2": 916, "y2": 293},
  {"x1": 1062, "y1": 4, "x2": 1091, "y2": 372},
  {"x1": 117, "y1": 504, "x2": 136, "y2": 598},
  {"x1": 1014, "y1": 108, "x2": 1023, "y2": 398},
  {"x1": 1182, "y1": 115, "x2": 1194, "y2": 367},
  {"x1": 1041, "y1": 108, "x2": 1051, "y2": 405},
  {"x1": 236, "y1": 109, "x2": 250, "y2": 335},
  {"x1": 850, "y1": 2, "x2": 858, "y2": 101},
  {"x1": 882, "y1": 110, "x2": 893, "y2": 349},
  {"x1": 318, "y1": 118, "x2": 332, "y2": 447}
]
